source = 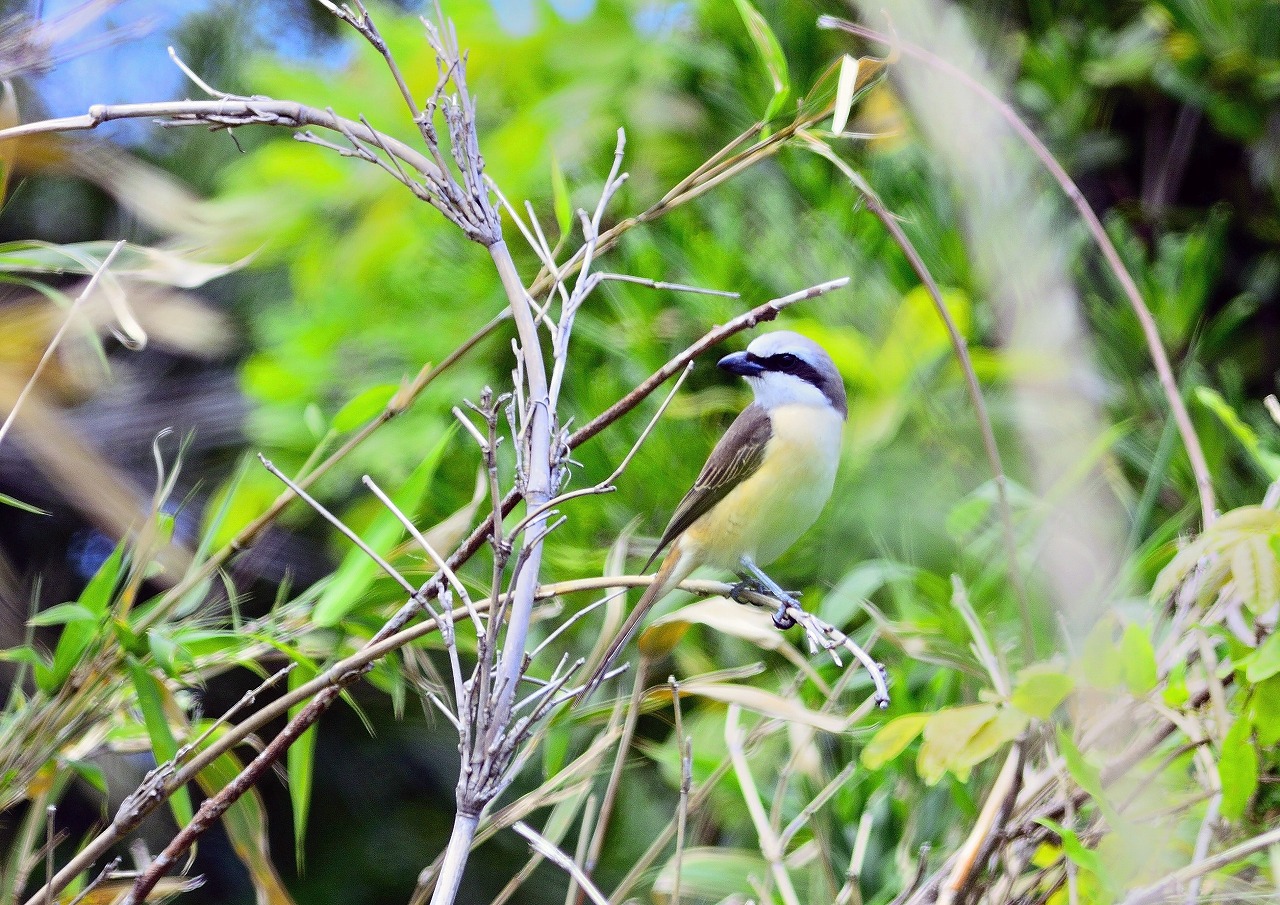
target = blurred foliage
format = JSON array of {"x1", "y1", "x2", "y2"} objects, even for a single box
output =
[{"x1": 0, "y1": 0, "x2": 1278, "y2": 904}]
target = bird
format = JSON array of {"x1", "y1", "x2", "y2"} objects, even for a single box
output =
[{"x1": 581, "y1": 329, "x2": 847, "y2": 698}]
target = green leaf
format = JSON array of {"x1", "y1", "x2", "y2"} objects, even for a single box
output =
[
  {"x1": 652, "y1": 847, "x2": 768, "y2": 902},
  {"x1": 1195, "y1": 386, "x2": 1280, "y2": 479},
  {"x1": 1250, "y1": 675, "x2": 1280, "y2": 747},
  {"x1": 1036, "y1": 818, "x2": 1107, "y2": 879},
  {"x1": 148, "y1": 629, "x2": 191, "y2": 679},
  {"x1": 1057, "y1": 728, "x2": 1122, "y2": 830},
  {"x1": 732, "y1": 0, "x2": 789, "y2": 118},
  {"x1": 0, "y1": 645, "x2": 55, "y2": 693},
  {"x1": 78, "y1": 539, "x2": 127, "y2": 616},
  {"x1": 820, "y1": 559, "x2": 916, "y2": 627},
  {"x1": 128, "y1": 659, "x2": 193, "y2": 826},
  {"x1": 1219, "y1": 715, "x2": 1258, "y2": 820},
  {"x1": 0, "y1": 493, "x2": 49, "y2": 515},
  {"x1": 1011, "y1": 664, "x2": 1075, "y2": 719},
  {"x1": 1120, "y1": 623, "x2": 1159, "y2": 695},
  {"x1": 312, "y1": 427, "x2": 454, "y2": 626},
  {"x1": 68, "y1": 759, "x2": 108, "y2": 795},
  {"x1": 1246, "y1": 632, "x2": 1280, "y2": 683},
  {"x1": 331, "y1": 384, "x2": 398, "y2": 432},
  {"x1": 861, "y1": 713, "x2": 929, "y2": 770},
  {"x1": 550, "y1": 155, "x2": 572, "y2": 238},
  {"x1": 287, "y1": 662, "x2": 319, "y2": 871},
  {"x1": 27, "y1": 603, "x2": 97, "y2": 627},
  {"x1": 1163, "y1": 660, "x2": 1190, "y2": 707}
]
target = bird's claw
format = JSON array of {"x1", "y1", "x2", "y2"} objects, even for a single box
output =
[
  {"x1": 729, "y1": 578, "x2": 767, "y2": 604},
  {"x1": 772, "y1": 605, "x2": 796, "y2": 630}
]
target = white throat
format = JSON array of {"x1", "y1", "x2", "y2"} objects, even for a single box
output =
[{"x1": 747, "y1": 372, "x2": 835, "y2": 411}]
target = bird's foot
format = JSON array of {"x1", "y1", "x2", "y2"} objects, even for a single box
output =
[
  {"x1": 730, "y1": 579, "x2": 800, "y2": 629},
  {"x1": 729, "y1": 577, "x2": 768, "y2": 605},
  {"x1": 771, "y1": 603, "x2": 796, "y2": 631}
]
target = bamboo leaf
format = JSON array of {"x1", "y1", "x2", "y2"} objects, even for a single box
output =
[
  {"x1": 312, "y1": 426, "x2": 454, "y2": 626},
  {"x1": 196, "y1": 738, "x2": 299, "y2": 905},
  {"x1": 27, "y1": 603, "x2": 97, "y2": 627},
  {"x1": 128, "y1": 659, "x2": 194, "y2": 826},
  {"x1": 287, "y1": 661, "x2": 319, "y2": 871},
  {"x1": 550, "y1": 154, "x2": 572, "y2": 237},
  {"x1": 652, "y1": 847, "x2": 768, "y2": 901},
  {"x1": 0, "y1": 493, "x2": 49, "y2": 515},
  {"x1": 732, "y1": 0, "x2": 790, "y2": 118},
  {"x1": 651, "y1": 680, "x2": 849, "y2": 734},
  {"x1": 332, "y1": 383, "x2": 398, "y2": 432}
]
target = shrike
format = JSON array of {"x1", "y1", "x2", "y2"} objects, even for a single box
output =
[{"x1": 585, "y1": 329, "x2": 846, "y2": 695}]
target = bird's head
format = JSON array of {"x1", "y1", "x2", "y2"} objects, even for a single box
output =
[{"x1": 717, "y1": 330, "x2": 847, "y2": 418}]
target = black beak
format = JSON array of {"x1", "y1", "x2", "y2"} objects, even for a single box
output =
[{"x1": 717, "y1": 350, "x2": 764, "y2": 377}]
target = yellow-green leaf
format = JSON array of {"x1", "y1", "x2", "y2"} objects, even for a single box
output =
[
  {"x1": 331, "y1": 383, "x2": 398, "y2": 432},
  {"x1": 1120, "y1": 623, "x2": 1158, "y2": 695},
  {"x1": 917, "y1": 704, "x2": 998, "y2": 785},
  {"x1": 1011, "y1": 664, "x2": 1075, "y2": 718},
  {"x1": 1078, "y1": 616, "x2": 1124, "y2": 689},
  {"x1": 1219, "y1": 716, "x2": 1258, "y2": 820},
  {"x1": 550, "y1": 155, "x2": 571, "y2": 237},
  {"x1": 732, "y1": 0, "x2": 789, "y2": 116},
  {"x1": 1231, "y1": 533, "x2": 1280, "y2": 614},
  {"x1": 953, "y1": 707, "x2": 1028, "y2": 772},
  {"x1": 861, "y1": 713, "x2": 929, "y2": 770}
]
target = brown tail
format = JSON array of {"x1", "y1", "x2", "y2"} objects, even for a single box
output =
[{"x1": 576, "y1": 544, "x2": 688, "y2": 703}]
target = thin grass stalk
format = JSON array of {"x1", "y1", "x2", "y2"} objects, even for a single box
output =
[{"x1": 818, "y1": 15, "x2": 1215, "y2": 527}]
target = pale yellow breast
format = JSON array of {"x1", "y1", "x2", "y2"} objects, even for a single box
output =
[{"x1": 685, "y1": 403, "x2": 843, "y2": 571}]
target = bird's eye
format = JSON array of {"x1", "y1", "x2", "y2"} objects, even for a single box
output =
[{"x1": 775, "y1": 353, "x2": 799, "y2": 366}]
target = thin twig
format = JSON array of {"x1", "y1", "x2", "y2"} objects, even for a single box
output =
[
  {"x1": 670, "y1": 676, "x2": 691, "y2": 905},
  {"x1": 726, "y1": 705, "x2": 802, "y2": 905},
  {"x1": 0, "y1": 240, "x2": 125, "y2": 450},
  {"x1": 258, "y1": 455, "x2": 417, "y2": 598},
  {"x1": 578, "y1": 662, "x2": 647, "y2": 900},
  {"x1": 514, "y1": 822, "x2": 611, "y2": 905},
  {"x1": 1121, "y1": 823, "x2": 1280, "y2": 905},
  {"x1": 508, "y1": 361, "x2": 694, "y2": 539}
]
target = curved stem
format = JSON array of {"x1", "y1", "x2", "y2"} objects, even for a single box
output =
[{"x1": 818, "y1": 15, "x2": 1215, "y2": 527}]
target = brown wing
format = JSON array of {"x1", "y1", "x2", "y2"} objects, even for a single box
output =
[{"x1": 644, "y1": 403, "x2": 772, "y2": 570}]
